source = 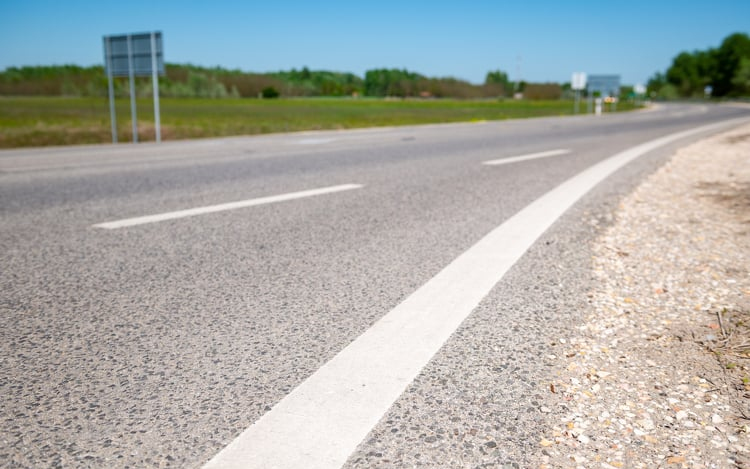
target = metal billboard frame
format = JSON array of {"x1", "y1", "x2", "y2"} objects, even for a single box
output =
[
  {"x1": 585, "y1": 75, "x2": 621, "y2": 114},
  {"x1": 103, "y1": 32, "x2": 165, "y2": 144}
]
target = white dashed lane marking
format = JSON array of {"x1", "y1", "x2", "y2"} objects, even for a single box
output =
[
  {"x1": 93, "y1": 184, "x2": 363, "y2": 229},
  {"x1": 483, "y1": 148, "x2": 571, "y2": 166}
]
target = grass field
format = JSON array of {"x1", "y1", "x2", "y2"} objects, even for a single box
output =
[{"x1": 0, "y1": 96, "x2": 640, "y2": 148}]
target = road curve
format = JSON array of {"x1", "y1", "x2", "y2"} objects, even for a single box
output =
[{"x1": 1, "y1": 103, "x2": 748, "y2": 468}]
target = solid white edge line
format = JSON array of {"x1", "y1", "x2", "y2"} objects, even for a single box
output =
[
  {"x1": 482, "y1": 148, "x2": 571, "y2": 166},
  {"x1": 203, "y1": 118, "x2": 748, "y2": 469},
  {"x1": 93, "y1": 184, "x2": 363, "y2": 229}
]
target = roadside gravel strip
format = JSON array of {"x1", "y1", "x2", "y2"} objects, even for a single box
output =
[{"x1": 540, "y1": 122, "x2": 750, "y2": 468}]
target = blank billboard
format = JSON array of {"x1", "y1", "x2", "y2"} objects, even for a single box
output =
[{"x1": 104, "y1": 32, "x2": 164, "y2": 77}]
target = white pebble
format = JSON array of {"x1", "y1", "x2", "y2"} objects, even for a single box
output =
[{"x1": 639, "y1": 418, "x2": 655, "y2": 431}]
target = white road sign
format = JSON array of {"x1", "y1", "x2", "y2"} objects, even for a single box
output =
[{"x1": 571, "y1": 72, "x2": 587, "y2": 91}]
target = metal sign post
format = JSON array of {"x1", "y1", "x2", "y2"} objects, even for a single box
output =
[
  {"x1": 571, "y1": 72, "x2": 587, "y2": 114},
  {"x1": 103, "y1": 32, "x2": 165, "y2": 144}
]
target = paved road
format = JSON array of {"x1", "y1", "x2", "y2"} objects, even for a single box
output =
[{"x1": 1, "y1": 103, "x2": 748, "y2": 468}]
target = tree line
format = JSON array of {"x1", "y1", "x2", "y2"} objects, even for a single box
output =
[
  {"x1": 648, "y1": 32, "x2": 750, "y2": 98},
  {"x1": 5, "y1": 33, "x2": 750, "y2": 102},
  {"x1": 0, "y1": 64, "x2": 565, "y2": 100}
]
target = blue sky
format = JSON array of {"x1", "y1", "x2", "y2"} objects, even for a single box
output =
[{"x1": 1, "y1": 0, "x2": 748, "y2": 86}]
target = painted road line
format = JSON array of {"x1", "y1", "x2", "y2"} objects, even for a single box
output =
[
  {"x1": 93, "y1": 183, "x2": 363, "y2": 229},
  {"x1": 483, "y1": 148, "x2": 572, "y2": 166},
  {"x1": 203, "y1": 118, "x2": 748, "y2": 469}
]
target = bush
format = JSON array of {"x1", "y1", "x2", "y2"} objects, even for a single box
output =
[
  {"x1": 261, "y1": 86, "x2": 280, "y2": 99},
  {"x1": 656, "y1": 84, "x2": 679, "y2": 100}
]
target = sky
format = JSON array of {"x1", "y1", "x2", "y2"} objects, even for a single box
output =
[{"x1": 1, "y1": 0, "x2": 749, "y2": 86}]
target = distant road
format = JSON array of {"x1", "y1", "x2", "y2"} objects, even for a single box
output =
[{"x1": 2, "y1": 103, "x2": 748, "y2": 468}]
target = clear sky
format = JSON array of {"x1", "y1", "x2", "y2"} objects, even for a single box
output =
[{"x1": 1, "y1": 0, "x2": 748, "y2": 86}]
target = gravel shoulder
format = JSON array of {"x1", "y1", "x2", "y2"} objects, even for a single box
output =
[{"x1": 540, "y1": 122, "x2": 750, "y2": 468}]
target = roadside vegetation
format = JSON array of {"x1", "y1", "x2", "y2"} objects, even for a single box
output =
[
  {"x1": 648, "y1": 32, "x2": 750, "y2": 99},
  {"x1": 0, "y1": 96, "x2": 640, "y2": 148}
]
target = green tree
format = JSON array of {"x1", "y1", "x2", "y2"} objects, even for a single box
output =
[
  {"x1": 656, "y1": 32, "x2": 750, "y2": 98},
  {"x1": 646, "y1": 72, "x2": 666, "y2": 96},
  {"x1": 732, "y1": 57, "x2": 750, "y2": 95},
  {"x1": 713, "y1": 33, "x2": 750, "y2": 96},
  {"x1": 666, "y1": 51, "x2": 715, "y2": 97},
  {"x1": 484, "y1": 70, "x2": 510, "y2": 96}
]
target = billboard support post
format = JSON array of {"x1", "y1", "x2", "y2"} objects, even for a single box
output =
[
  {"x1": 104, "y1": 38, "x2": 117, "y2": 144},
  {"x1": 126, "y1": 35, "x2": 138, "y2": 143},
  {"x1": 150, "y1": 32, "x2": 161, "y2": 143}
]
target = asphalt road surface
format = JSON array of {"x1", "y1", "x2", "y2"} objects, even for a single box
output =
[{"x1": 2, "y1": 103, "x2": 749, "y2": 468}]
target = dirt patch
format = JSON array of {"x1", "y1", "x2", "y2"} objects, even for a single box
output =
[
  {"x1": 696, "y1": 181, "x2": 750, "y2": 224},
  {"x1": 725, "y1": 133, "x2": 750, "y2": 145}
]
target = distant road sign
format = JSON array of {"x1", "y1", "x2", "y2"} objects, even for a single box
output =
[
  {"x1": 587, "y1": 75, "x2": 621, "y2": 96},
  {"x1": 103, "y1": 32, "x2": 164, "y2": 77},
  {"x1": 634, "y1": 84, "x2": 646, "y2": 95},
  {"x1": 571, "y1": 72, "x2": 587, "y2": 91}
]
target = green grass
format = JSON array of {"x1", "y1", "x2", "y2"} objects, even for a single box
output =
[{"x1": 0, "y1": 96, "x2": 640, "y2": 148}]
